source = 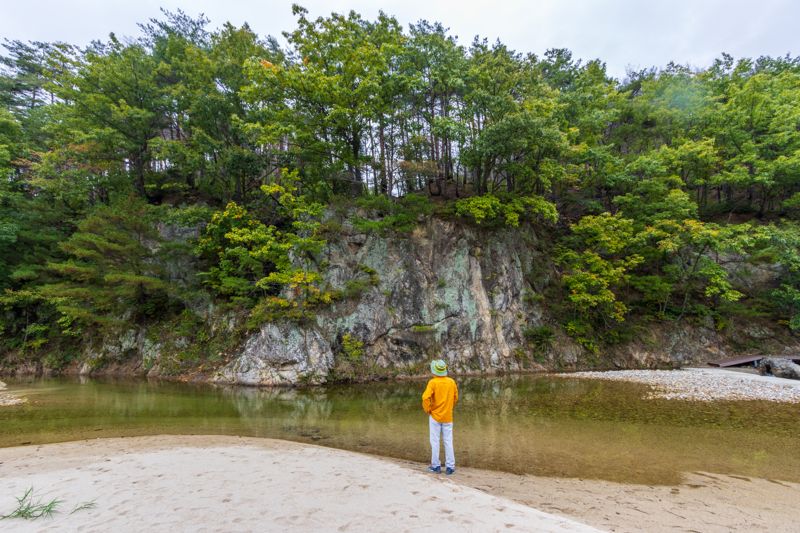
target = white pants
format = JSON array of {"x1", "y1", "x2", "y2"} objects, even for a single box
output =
[{"x1": 429, "y1": 416, "x2": 455, "y2": 469}]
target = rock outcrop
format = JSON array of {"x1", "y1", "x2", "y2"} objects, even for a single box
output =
[
  {"x1": 211, "y1": 218, "x2": 800, "y2": 385},
  {"x1": 213, "y1": 218, "x2": 552, "y2": 384},
  {"x1": 7, "y1": 216, "x2": 799, "y2": 385},
  {"x1": 759, "y1": 358, "x2": 800, "y2": 380},
  {"x1": 214, "y1": 323, "x2": 333, "y2": 385}
]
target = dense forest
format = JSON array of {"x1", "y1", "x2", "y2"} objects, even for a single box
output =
[{"x1": 2, "y1": 6, "x2": 799, "y2": 369}]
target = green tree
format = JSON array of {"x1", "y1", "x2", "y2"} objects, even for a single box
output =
[
  {"x1": 41, "y1": 199, "x2": 171, "y2": 334},
  {"x1": 197, "y1": 169, "x2": 330, "y2": 322}
]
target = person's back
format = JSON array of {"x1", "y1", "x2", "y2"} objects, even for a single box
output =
[
  {"x1": 422, "y1": 360, "x2": 458, "y2": 475},
  {"x1": 422, "y1": 376, "x2": 458, "y2": 423}
]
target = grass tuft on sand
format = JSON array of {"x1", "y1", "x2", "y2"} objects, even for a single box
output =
[{"x1": 1, "y1": 487, "x2": 97, "y2": 521}]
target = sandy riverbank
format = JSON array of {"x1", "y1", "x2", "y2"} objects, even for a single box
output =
[
  {"x1": 1, "y1": 436, "x2": 798, "y2": 532},
  {"x1": 0, "y1": 436, "x2": 596, "y2": 532},
  {"x1": 446, "y1": 464, "x2": 799, "y2": 533}
]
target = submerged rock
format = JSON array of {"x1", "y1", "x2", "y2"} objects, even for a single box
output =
[{"x1": 758, "y1": 358, "x2": 800, "y2": 380}]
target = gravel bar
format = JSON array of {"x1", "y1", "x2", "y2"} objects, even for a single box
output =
[
  {"x1": 0, "y1": 380, "x2": 25, "y2": 407},
  {"x1": 558, "y1": 368, "x2": 800, "y2": 403}
]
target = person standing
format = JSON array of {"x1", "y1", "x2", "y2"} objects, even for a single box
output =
[{"x1": 422, "y1": 359, "x2": 458, "y2": 475}]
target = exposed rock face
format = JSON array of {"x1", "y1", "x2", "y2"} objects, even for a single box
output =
[
  {"x1": 604, "y1": 323, "x2": 729, "y2": 369},
  {"x1": 214, "y1": 218, "x2": 554, "y2": 385},
  {"x1": 759, "y1": 358, "x2": 800, "y2": 380},
  {"x1": 214, "y1": 323, "x2": 333, "y2": 385},
  {"x1": 213, "y1": 218, "x2": 800, "y2": 386},
  {"x1": 80, "y1": 329, "x2": 158, "y2": 376},
  {"x1": 322, "y1": 219, "x2": 541, "y2": 371},
  {"x1": 10, "y1": 216, "x2": 799, "y2": 385}
]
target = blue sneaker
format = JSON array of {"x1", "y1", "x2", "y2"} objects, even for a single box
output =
[
  {"x1": 427, "y1": 465, "x2": 441, "y2": 474},
  {"x1": 445, "y1": 467, "x2": 455, "y2": 475}
]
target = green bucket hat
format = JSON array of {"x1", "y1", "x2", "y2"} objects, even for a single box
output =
[{"x1": 430, "y1": 359, "x2": 448, "y2": 377}]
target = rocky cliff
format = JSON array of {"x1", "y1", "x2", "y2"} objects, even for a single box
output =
[
  {"x1": 211, "y1": 218, "x2": 799, "y2": 385},
  {"x1": 6, "y1": 217, "x2": 798, "y2": 384},
  {"x1": 215, "y1": 218, "x2": 552, "y2": 385}
]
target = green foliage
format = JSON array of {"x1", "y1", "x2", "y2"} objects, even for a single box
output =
[
  {"x1": 522, "y1": 325, "x2": 555, "y2": 351},
  {"x1": 352, "y1": 193, "x2": 433, "y2": 234},
  {"x1": 522, "y1": 290, "x2": 544, "y2": 305},
  {"x1": 454, "y1": 195, "x2": 503, "y2": 225},
  {"x1": 197, "y1": 169, "x2": 338, "y2": 326},
  {"x1": 196, "y1": 201, "x2": 281, "y2": 302},
  {"x1": 1, "y1": 488, "x2": 62, "y2": 520},
  {"x1": 614, "y1": 177, "x2": 698, "y2": 224},
  {"x1": 39, "y1": 199, "x2": 173, "y2": 335},
  {"x1": 153, "y1": 204, "x2": 215, "y2": 227},
  {"x1": 454, "y1": 194, "x2": 558, "y2": 227},
  {"x1": 748, "y1": 224, "x2": 800, "y2": 330},
  {"x1": 0, "y1": 487, "x2": 96, "y2": 521},
  {"x1": 341, "y1": 333, "x2": 365, "y2": 362},
  {"x1": 4, "y1": 9, "x2": 800, "y2": 367},
  {"x1": 341, "y1": 264, "x2": 380, "y2": 299},
  {"x1": 629, "y1": 275, "x2": 673, "y2": 313},
  {"x1": 642, "y1": 219, "x2": 744, "y2": 308},
  {"x1": 42, "y1": 350, "x2": 75, "y2": 371},
  {"x1": 783, "y1": 193, "x2": 800, "y2": 218},
  {"x1": 558, "y1": 206, "x2": 749, "y2": 347},
  {"x1": 197, "y1": 169, "x2": 330, "y2": 318},
  {"x1": 559, "y1": 213, "x2": 643, "y2": 324},
  {"x1": 0, "y1": 290, "x2": 54, "y2": 353},
  {"x1": 563, "y1": 319, "x2": 599, "y2": 353}
]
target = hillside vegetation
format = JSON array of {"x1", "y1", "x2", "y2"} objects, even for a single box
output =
[{"x1": 1, "y1": 7, "x2": 799, "y2": 372}]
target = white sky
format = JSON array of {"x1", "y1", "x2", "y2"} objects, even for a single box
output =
[{"x1": 0, "y1": 0, "x2": 796, "y2": 79}]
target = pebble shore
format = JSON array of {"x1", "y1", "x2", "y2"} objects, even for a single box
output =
[
  {"x1": 0, "y1": 380, "x2": 25, "y2": 406},
  {"x1": 560, "y1": 368, "x2": 800, "y2": 403}
]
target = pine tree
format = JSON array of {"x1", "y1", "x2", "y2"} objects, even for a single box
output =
[{"x1": 41, "y1": 198, "x2": 171, "y2": 334}]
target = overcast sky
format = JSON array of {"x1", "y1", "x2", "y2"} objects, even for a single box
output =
[{"x1": 1, "y1": 0, "x2": 796, "y2": 79}]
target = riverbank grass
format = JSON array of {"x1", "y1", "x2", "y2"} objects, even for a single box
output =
[
  {"x1": 1, "y1": 487, "x2": 96, "y2": 521},
  {"x1": 1, "y1": 488, "x2": 61, "y2": 520}
]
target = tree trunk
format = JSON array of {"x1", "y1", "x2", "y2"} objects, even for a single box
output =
[
  {"x1": 379, "y1": 117, "x2": 388, "y2": 195},
  {"x1": 132, "y1": 150, "x2": 147, "y2": 199}
]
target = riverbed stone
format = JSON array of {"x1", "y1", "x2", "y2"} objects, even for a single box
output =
[
  {"x1": 0, "y1": 380, "x2": 25, "y2": 406},
  {"x1": 758, "y1": 357, "x2": 800, "y2": 380}
]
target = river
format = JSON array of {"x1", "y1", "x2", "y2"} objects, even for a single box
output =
[{"x1": 2, "y1": 375, "x2": 797, "y2": 485}]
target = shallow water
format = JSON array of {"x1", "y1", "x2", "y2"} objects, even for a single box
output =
[{"x1": 2, "y1": 375, "x2": 798, "y2": 484}]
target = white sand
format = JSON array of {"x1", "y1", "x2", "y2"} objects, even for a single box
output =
[
  {"x1": 448, "y1": 464, "x2": 800, "y2": 533},
  {"x1": 0, "y1": 436, "x2": 598, "y2": 532}
]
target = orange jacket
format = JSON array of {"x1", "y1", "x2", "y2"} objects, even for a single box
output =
[{"x1": 422, "y1": 376, "x2": 458, "y2": 423}]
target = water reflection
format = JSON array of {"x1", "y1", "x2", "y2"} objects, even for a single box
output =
[{"x1": 1, "y1": 375, "x2": 798, "y2": 485}]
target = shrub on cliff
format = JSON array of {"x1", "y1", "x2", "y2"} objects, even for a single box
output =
[
  {"x1": 198, "y1": 170, "x2": 335, "y2": 323},
  {"x1": 454, "y1": 194, "x2": 557, "y2": 227}
]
